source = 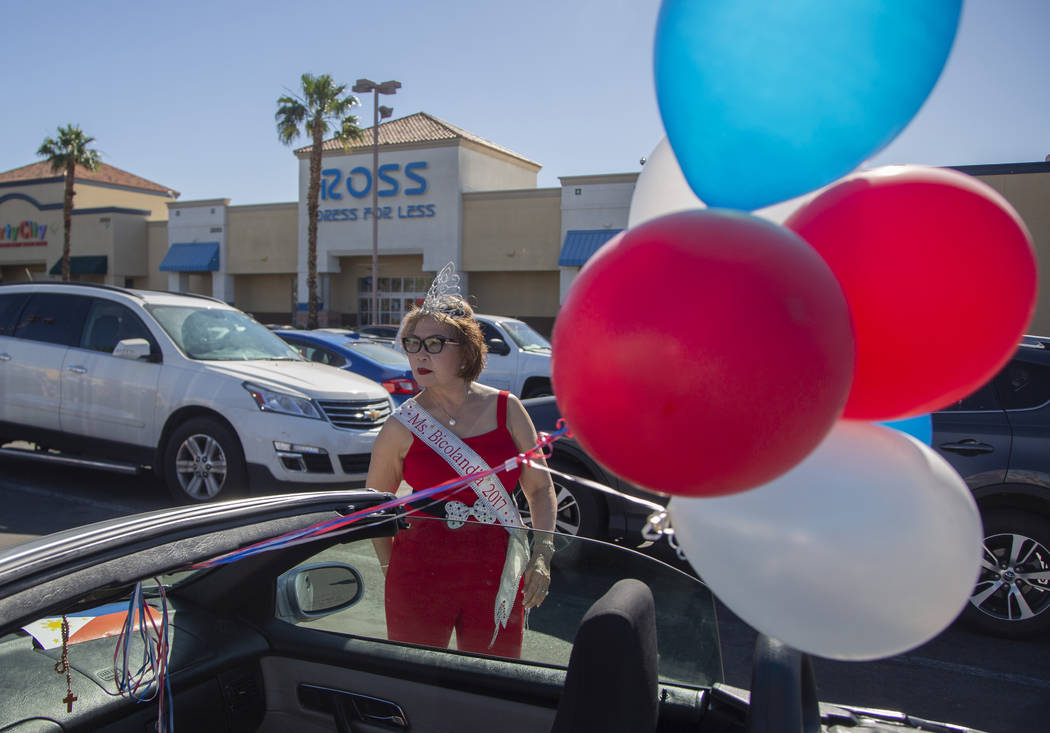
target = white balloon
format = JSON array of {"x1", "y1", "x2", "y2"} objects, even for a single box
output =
[
  {"x1": 628, "y1": 137, "x2": 705, "y2": 228},
  {"x1": 753, "y1": 187, "x2": 826, "y2": 225},
  {"x1": 669, "y1": 421, "x2": 982, "y2": 661},
  {"x1": 629, "y1": 136, "x2": 828, "y2": 227}
]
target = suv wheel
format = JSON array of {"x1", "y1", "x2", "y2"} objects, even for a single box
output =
[
  {"x1": 164, "y1": 417, "x2": 246, "y2": 503},
  {"x1": 962, "y1": 508, "x2": 1050, "y2": 637},
  {"x1": 513, "y1": 457, "x2": 605, "y2": 562}
]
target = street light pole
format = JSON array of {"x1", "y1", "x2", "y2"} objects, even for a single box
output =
[{"x1": 352, "y1": 78, "x2": 400, "y2": 325}]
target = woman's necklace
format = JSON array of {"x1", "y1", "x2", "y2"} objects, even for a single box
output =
[{"x1": 432, "y1": 387, "x2": 469, "y2": 426}]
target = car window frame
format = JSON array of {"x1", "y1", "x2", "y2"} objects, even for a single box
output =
[
  {"x1": 10, "y1": 292, "x2": 90, "y2": 347},
  {"x1": 0, "y1": 292, "x2": 30, "y2": 337},
  {"x1": 272, "y1": 519, "x2": 723, "y2": 689},
  {"x1": 77, "y1": 297, "x2": 161, "y2": 355},
  {"x1": 993, "y1": 356, "x2": 1050, "y2": 412}
]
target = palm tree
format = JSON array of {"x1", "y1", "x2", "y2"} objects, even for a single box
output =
[
  {"x1": 276, "y1": 73, "x2": 363, "y2": 329},
  {"x1": 37, "y1": 124, "x2": 101, "y2": 281}
]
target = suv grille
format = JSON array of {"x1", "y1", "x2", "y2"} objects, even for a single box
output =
[
  {"x1": 339, "y1": 453, "x2": 372, "y2": 474},
  {"x1": 317, "y1": 398, "x2": 391, "y2": 430}
]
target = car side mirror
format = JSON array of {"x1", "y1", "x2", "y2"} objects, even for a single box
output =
[
  {"x1": 113, "y1": 338, "x2": 152, "y2": 360},
  {"x1": 486, "y1": 337, "x2": 511, "y2": 356},
  {"x1": 276, "y1": 562, "x2": 363, "y2": 622}
]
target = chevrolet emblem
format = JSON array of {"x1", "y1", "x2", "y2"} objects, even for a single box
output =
[{"x1": 365, "y1": 409, "x2": 382, "y2": 421}]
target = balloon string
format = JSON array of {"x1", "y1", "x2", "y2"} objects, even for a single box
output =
[{"x1": 191, "y1": 426, "x2": 572, "y2": 568}]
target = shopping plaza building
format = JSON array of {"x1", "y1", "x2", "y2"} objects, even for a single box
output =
[{"x1": 2, "y1": 112, "x2": 1049, "y2": 336}]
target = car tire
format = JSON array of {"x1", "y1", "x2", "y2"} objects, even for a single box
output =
[
  {"x1": 163, "y1": 417, "x2": 247, "y2": 504},
  {"x1": 961, "y1": 508, "x2": 1050, "y2": 638},
  {"x1": 514, "y1": 456, "x2": 606, "y2": 564},
  {"x1": 522, "y1": 380, "x2": 553, "y2": 399}
]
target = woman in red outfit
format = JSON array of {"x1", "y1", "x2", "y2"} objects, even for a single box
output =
[{"x1": 367, "y1": 278, "x2": 557, "y2": 658}]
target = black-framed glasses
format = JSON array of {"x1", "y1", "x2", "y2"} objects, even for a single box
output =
[{"x1": 402, "y1": 335, "x2": 460, "y2": 354}]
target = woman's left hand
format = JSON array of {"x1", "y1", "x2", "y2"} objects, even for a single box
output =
[{"x1": 522, "y1": 553, "x2": 551, "y2": 609}]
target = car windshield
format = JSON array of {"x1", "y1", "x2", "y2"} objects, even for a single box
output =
[
  {"x1": 345, "y1": 340, "x2": 411, "y2": 367},
  {"x1": 147, "y1": 304, "x2": 301, "y2": 361},
  {"x1": 499, "y1": 320, "x2": 552, "y2": 352}
]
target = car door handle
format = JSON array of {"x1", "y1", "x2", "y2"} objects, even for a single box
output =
[
  {"x1": 938, "y1": 440, "x2": 995, "y2": 455},
  {"x1": 67, "y1": 365, "x2": 87, "y2": 375},
  {"x1": 300, "y1": 684, "x2": 408, "y2": 731}
]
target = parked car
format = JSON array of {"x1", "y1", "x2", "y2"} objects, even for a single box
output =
[
  {"x1": 0, "y1": 282, "x2": 392, "y2": 503},
  {"x1": 475, "y1": 314, "x2": 552, "y2": 398},
  {"x1": 934, "y1": 336, "x2": 1050, "y2": 638},
  {"x1": 275, "y1": 329, "x2": 420, "y2": 404},
  {"x1": 355, "y1": 324, "x2": 400, "y2": 342},
  {"x1": 364, "y1": 313, "x2": 552, "y2": 398},
  {"x1": 0, "y1": 490, "x2": 979, "y2": 733}
]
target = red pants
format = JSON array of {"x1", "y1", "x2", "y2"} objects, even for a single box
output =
[{"x1": 385, "y1": 516, "x2": 525, "y2": 658}]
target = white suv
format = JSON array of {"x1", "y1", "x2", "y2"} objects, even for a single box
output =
[
  {"x1": 0, "y1": 282, "x2": 391, "y2": 502},
  {"x1": 474, "y1": 314, "x2": 552, "y2": 398}
]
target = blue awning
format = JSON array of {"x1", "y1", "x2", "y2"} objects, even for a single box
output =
[
  {"x1": 558, "y1": 229, "x2": 623, "y2": 267},
  {"x1": 49, "y1": 255, "x2": 107, "y2": 275},
  {"x1": 160, "y1": 242, "x2": 220, "y2": 272}
]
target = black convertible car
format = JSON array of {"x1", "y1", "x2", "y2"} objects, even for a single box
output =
[{"x1": 0, "y1": 490, "x2": 980, "y2": 732}]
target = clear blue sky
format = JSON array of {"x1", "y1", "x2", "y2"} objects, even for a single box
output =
[{"x1": 2, "y1": 0, "x2": 1046, "y2": 205}]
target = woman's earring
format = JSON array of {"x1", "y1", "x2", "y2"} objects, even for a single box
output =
[{"x1": 459, "y1": 364, "x2": 465, "y2": 371}]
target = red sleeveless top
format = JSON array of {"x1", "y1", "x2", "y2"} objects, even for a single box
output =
[{"x1": 403, "y1": 390, "x2": 521, "y2": 507}]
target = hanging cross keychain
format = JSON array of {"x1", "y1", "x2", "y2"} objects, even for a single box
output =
[{"x1": 54, "y1": 615, "x2": 78, "y2": 713}]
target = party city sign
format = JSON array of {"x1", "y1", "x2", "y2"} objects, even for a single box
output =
[{"x1": 1, "y1": 220, "x2": 48, "y2": 248}]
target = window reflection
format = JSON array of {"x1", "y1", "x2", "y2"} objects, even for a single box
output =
[{"x1": 280, "y1": 518, "x2": 722, "y2": 688}]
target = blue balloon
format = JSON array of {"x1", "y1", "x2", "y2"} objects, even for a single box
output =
[
  {"x1": 880, "y1": 414, "x2": 933, "y2": 446},
  {"x1": 654, "y1": 0, "x2": 962, "y2": 211}
]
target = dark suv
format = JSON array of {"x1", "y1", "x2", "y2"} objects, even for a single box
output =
[{"x1": 935, "y1": 336, "x2": 1050, "y2": 637}]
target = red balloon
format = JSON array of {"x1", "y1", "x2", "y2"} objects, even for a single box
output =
[
  {"x1": 785, "y1": 166, "x2": 1037, "y2": 420},
  {"x1": 552, "y1": 210, "x2": 855, "y2": 497}
]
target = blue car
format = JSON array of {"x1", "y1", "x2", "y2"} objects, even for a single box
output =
[{"x1": 276, "y1": 329, "x2": 419, "y2": 404}]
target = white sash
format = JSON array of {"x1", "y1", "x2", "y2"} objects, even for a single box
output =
[{"x1": 394, "y1": 398, "x2": 530, "y2": 646}]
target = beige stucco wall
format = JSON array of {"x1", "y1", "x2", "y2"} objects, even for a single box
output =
[
  {"x1": 971, "y1": 170, "x2": 1050, "y2": 335},
  {"x1": 459, "y1": 142, "x2": 540, "y2": 193},
  {"x1": 2, "y1": 180, "x2": 64, "y2": 208},
  {"x1": 183, "y1": 273, "x2": 212, "y2": 296},
  {"x1": 65, "y1": 212, "x2": 113, "y2": 274},
  {"x1": 142, "y1": 220, "x2": 169, "y2": 290},
  {"x1": 112, "y1": 215, "x2": 148, "y2": 280},
  {"x1": 72, "y1": 183, "x2": 172, "y2": 221},
  {"x1": 227, "y1": 202, "x2": 297, "y2": 273},
  {"x1": 234, "y1": 274, "x2": 296, "y2": 317},
  {"x1": 470, "y1": 271, "x2": 560, "y2": 320},
  {"x1": 461, "y1": 189, "x2": 561, "y2": 271},
  {"x1": 0, "y1": 263, "x2": 45, "y2": 282}
]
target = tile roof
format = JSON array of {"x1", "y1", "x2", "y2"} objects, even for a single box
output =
[
  {"x1": 0, "y1": 160, "x2": 179, "y2": 197},
  {"x1": 296, "y1": 112, "x2": 539, "y2": 167}
]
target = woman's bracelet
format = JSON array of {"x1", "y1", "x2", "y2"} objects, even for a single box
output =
[{"x1": 532, "y1": 536, "x2": 556, "y2": 557}]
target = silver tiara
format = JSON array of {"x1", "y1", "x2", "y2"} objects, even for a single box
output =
[{"x1": 419, "y1": 262, "x2": 467, "y2": 316}]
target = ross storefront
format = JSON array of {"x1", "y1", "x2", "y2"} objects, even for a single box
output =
[{"x1": 2, "y1": 118, "x2": 1049, "y2": 337}]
